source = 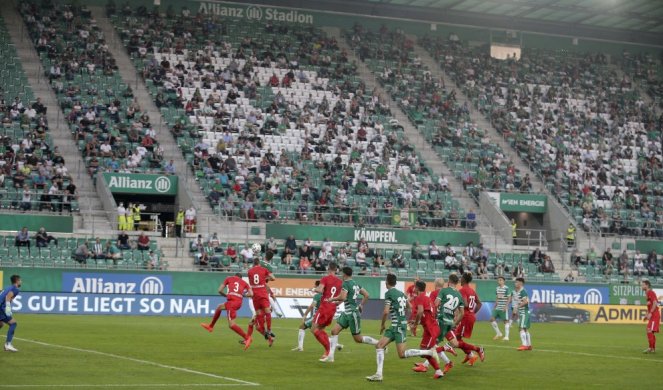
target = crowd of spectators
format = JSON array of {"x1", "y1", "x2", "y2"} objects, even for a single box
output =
[
  {"x1": 570, "y1": 246, "x2": 661, "y2": 280},
  {"x1": 110, "y1": 9, "x2": 474, "y2": 229},
  {"x1": 420, "y1": 33, "x2": 663, "y2": 237}
]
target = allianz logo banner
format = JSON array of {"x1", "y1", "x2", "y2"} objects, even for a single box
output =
[
  {"x1": 62, "y1": 273, "x2": 172, "y2": 295},
  {"x1": 528, "y1": 285, "x2": 609, "y2": 304}
]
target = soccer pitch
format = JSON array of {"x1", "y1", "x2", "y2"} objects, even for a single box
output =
[{"x1": 3, "y1": 315, "x2": 661, "y2": 389}]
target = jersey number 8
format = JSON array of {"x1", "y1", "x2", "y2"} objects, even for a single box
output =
[{"x1": 253, "y1": 274, "x2": 260, "y2": 285}]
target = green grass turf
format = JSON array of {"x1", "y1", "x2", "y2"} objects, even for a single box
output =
[{"x1": 2, "y1": 315, "x2": 662, "y2": 389}]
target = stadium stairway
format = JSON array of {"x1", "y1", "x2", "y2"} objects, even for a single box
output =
[
  {"x1": 326, "y1": 27, "x2": 510, "y2": 252},
  {"x1": 90, "y1": 7, "x2": 215, "y2": 233},
  {"x1": 2, "y1": 4, "x2": 113, "y2": 234},
  {"x1": 409, "y1": 38, "x2": 590, "y2": 254}
]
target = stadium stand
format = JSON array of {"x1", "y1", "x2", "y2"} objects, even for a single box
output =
[
  {"x1": 346, "y1": 26, "x2": 535, "y2": 201},
  {"x1": 0, "y1": 14, "x2": 80, "y2": 213},
  {"x1": 109, "y1": 9, "x2": 474, "y2": 229},
  {"x1": 19, "y1": 2, "x2": 168, "y2": 179},
  {"x1": 0, "y1": 228, "x2": 164, "y2": 270},
  {"x1": 417, "y1": 34, "x2": 663, "y2": 238}
]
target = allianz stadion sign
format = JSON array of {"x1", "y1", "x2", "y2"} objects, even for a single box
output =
[
  {"x1": 102, "y1": 173, "x2": 178, "y2": 196},
  {"x1": 196, "y1": 1, "x2": 314, "y2": 24}
]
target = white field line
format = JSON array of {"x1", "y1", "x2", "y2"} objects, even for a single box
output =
[
  {"x1": 4, "y1": 336, "x2": 259, "y2": 386},
  {"x1": 483, "y1": 343, "x2": 663, "y2": 364},
  {"x1": 0, "y1": 385, "x2": 253, "y2": 388}
]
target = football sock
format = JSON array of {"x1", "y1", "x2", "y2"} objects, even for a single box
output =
[
  {"x1": 265, "y1": 312, "x2": 272, "y2": 332},
  {"x1": 247, "y1": 322, "x2": 254, "y2": 337},
  {"x1": 647, "y1": 333, "x2": 655, "y2": 349},
  {"x1": 425, "y1": 355, "x2": 440, "y2": 371},
  {"x1": 491, "y1": 321, "x2": 502, "y2": 336},
  {"x1": 298, "y1": 329, "x2": 305, "y2": 349},
  {"x1": 438, "y1": 351, "x2": 451, "y2": 364},
  {"x1": 328, "y1": 335, "x2": 338, "y2": 358},
  {"x1": 376, "y1": 348, "x2": 385, "y2": 376},
  {"x1": 256, "y1": 314, "x2": 265, "y2": 334},
  {"x1": 520, "y1": 330, "x2": 527, "y2": 346},
  {"x1": 209, "y1": 306, "x2": 222, "y2": 328},
  {"x1": 362, "y1": 336, "x2": 379, "y2": 345},
  {"x1": 230, "y1": 324, "x2": 247, "y2": 339},
  {"x1": 422, "y1": 359, "x2": 430, "y2": 368},
  {"x1": 505, "y1": 322, "x2": 511, "y2": 338},
  {"x1": 313, "y1": 329, "x2": 330, "y2": 354},
  {"x1": 7, "y1": 322, "x2": 16, "y2": 343},
  {"x1": 404, "y1": 349, "x2": 433, "y2": 358},
  {"x1": 525, "y1": 331, "x2": 531, "y2": 346},
  {"x1": 458, "y1": 340, "x2": 479, "y2": 353}
]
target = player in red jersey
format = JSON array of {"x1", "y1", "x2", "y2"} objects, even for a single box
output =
[
  {"x1": 248, "y1": 254, "x2": 276, "y2": 346},
  {"x1": 201, "y1": 273, "x2": 254, "y2": 349},
  {"x1": 457, "y1": 273, "x2": 485, "y2": 365},
  {"x1": 642, "y1": 280, "x2": 660, "y2": 353},
  {"x1": 406, "y1": 276, "x2": 420, "y2": 336},
  {"x1": 312, "y1": 262, "x2": 342, "y2": 360},
  {"x1": 408, "y1": 280, "x2": 451, "y2": 379}
]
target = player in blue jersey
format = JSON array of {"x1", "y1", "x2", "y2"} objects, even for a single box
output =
[{"x1": 0, "y1": 275, "x2": 21, "y2": 352}]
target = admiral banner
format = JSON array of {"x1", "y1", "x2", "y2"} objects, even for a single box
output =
[{"x1": 559, "y1": 304, "x2": 662, "y2": 324}]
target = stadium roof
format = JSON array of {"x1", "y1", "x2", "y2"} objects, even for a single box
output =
[{"x1": 251, "y1": 0, "x2": 663, "y2": 46}]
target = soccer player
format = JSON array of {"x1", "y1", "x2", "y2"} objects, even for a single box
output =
[
  {"x1": 312, "y1": 262, "x2": 343, "y2": 360},
  {"x1": 514, "y1": 277, "x2": 532, "y2": 351},
  {"x1": 201, "y1": 273, "x2": 254, "y2": 350},
  {"x1": 248, "y1": 255, "x2": 276, "y2": 346},
  {"x1": 322, "y1": 267, "x2": 379, "y2": 362},
  {"x1": 366, "y1": 274, "x2": 439, "y2": 382},
  {"x1": 456, "y1": 273, "x2": 485, "y2": 365},
  {"x1": 642, "y1": 279, "x2": 660, "y2": 353},
  {"x1": 0, "y1": 274, "x2": 21, "y2": 352},
  {"x1": 490, "y1": 276, "x2": 512, "y2": 340},
  {"x1": 406, "y1": 276, "x2": 420, "y2": 336},
  {"x1": 292, "y1": 280, "x2": 322, "y2": 352},
  {"x1": 409, "y1": 280, "x2": 448, "y2": 379}
]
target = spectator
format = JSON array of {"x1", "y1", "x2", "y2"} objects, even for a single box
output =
[
  {"x1": 226, "y1": 245, "x2": 238, "y2": 263},
  {"x1": 373, "y1": 250, "x2": 385, "y2": 267},
  {"x1": 429, "y1": 240, "x2": 442, "y2": 260},
  {"x1": 184, "y1": 206, "x2": 197, "y2": 233},
  {"x1": 137, "y1": 232, "x2": 150, "y2": 251},
  {"x1": 74, "y1": 242, "x2": 91, "y2": 264},
  {"x1": 240, "y1": 245, "x2": 254, "y2": 263},
  {"x1": 647, "y1": 259, "x2": 659, "y2": 277},
  {"x1": 356, "y1": 250, "x2": 368, "y2": 268},
  {"x1": 282, "y1": 236, "x2": 297, "y2": 265},
  {"x1": 299, "y1": 254, "x2": 311, "y2": 274},
  {"x1": 146, "y1": 251, "x2": 159, "y2": 270},
  {"x1": 15, "y1": 227, "x2": 30, "y2": 248},
  {"x1": 116, "y1": 231, "x2": 131, "y2": 250},
  {"x1": 529, "y1": 248, "x2": 544, "y2": 265},
  {"x1": 390, "y1": 251, "x2": 405, "y2": 268},
  {"x1": 571, "y1": 249, "x2": 584, "y2": 268},
  {"x1": 34, "y1": 227, "x2": 57, "y2": 247},
  {"x1": 601, "y1": 248, "x2": 613, "y2": 266},
  {"x1": 634, "y1": 257, "x2": 646, "y2": 277},
  {"x1": 466, "y1": 209, "x2": 476, "y2": 229},
  {"x1": 541, "y1": 256, "x2": 555, "y2": 273},
  {"x1": 564, "y1": 272, "x2": 575, "y2": 282},
  {"x1": 411, "y1": 241, "x2": 424, "y2": 260},
  {"x1": 104, "y1": 241, "x2": 122, "y2": 264},
  {"x1": 265, "y1": 236, "x2": 278, "y2": 255},
  {"x1": 91, "y1": 238, "x2": 106, "y2": 259},
  {"x1": 209, "y1": 233, "x2": 221, "y2": 252},
  {"x1": 312, "y1": 257, "x2": 326, "y2": 273},
  {"x1": 476, "y1": 260, "x2": 489, "y2": 279},
  {"x1": 512, "y1": 262, "x2": 525, "y2": 279}
]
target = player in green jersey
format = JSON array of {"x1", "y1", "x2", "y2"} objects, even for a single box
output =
[
  {"x1": 434, "y1": 274, "x2": 464, "y2": 349},
  {"x1": 490, "y1": 276, "x2": 512, "y2": 340},
  {"x1": 323, "y1": 267, "x2": 379, "y2": 362},
  {"x1": 514, "y1": 277, "x2": 532, "y2": 351},
  {"x1": 293, "y1": 281, "x2": 321, "y2": 352},
  {"x1": 366, "y1": 274, "x2": 439, "y2": 382}
]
